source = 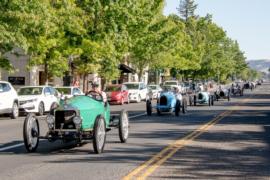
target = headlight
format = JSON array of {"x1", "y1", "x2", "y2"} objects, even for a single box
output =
[
  {"x1": 46, "y1": 115, "x2": 55, "y2": 129},
  {"x1": 73, "y1": 116, "x2": 82, "y2": 129}
]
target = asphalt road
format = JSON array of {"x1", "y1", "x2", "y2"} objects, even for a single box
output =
[{"x1": 0, "y1": 84, "x2": 269, "y2": 180}]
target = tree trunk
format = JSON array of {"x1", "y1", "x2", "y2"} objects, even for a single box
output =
[
  {"x1": 44, "y1": 60, "x2": 49, "y2": 85},
  {"x1": 138, "y1": 68, "x2": 143, "y2": 82},
  {"x1": 82, "y1": 74, "x2": 88, "y2": 93}
]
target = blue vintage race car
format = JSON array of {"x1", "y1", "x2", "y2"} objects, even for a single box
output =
[
  {"x1": 146, "y1": 87, "x2": 187, "y2": 116},
  {"x1": 193, "y1": 91, "x2": 214, "y2": 106}
]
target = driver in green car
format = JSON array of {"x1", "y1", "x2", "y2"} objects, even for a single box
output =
[{"x1": 91, "y1": 83, "x2": 107, "y2": 103}]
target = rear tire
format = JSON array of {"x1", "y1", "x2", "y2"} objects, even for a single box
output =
[
  {"x1": 23, "y1": 113, "x2": 40, "y2": 152},
  {"x1": 10, "y1": 102, "x2": 19, "y2": 119},
  {"x1": 175, "y1": 100, "x2": 181, "y2": 116},
  {"x1": 50, "y1": 102, "x2": 58, "y2": 115},
  {"x1": 182, "y1": 99, "x2": 187, "y2": 114},
  {"x1": 146, "y1": 100, "x2": 152, "y2": 116},
  {"x1": 119, "y1": 110, "x2": 129, "y2": 143},
  {"x1": 157, "y1": 108, "x2": 161, "y2": 116},
  {"x1": 93, "y1": 116, "x2": 106, "y2": 154},
  {"x1": 126, "y1": 97, "x2": 130, "y2": 104},
  {"x1": 211, "y1": 96, "x2": 214, "y2": 106}
]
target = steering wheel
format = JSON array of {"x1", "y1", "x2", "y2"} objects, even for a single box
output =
[{"x1": 86, "y1": 91, "x2": 103, "y2": 101}]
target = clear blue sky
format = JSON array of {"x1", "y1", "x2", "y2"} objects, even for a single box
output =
[{"x1": 164, "y1": 0, "x2": 270, "y2": 60}]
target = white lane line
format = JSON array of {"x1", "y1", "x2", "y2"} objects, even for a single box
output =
[
  {"x1": 0, "y1": 143, "x2": 24, "y2": 152},
  {"x1": 0, "y1": 113, "x2": 146, "y2": 152},
  {"x1": 129, "y1": 113, "x2": 146, "y2": 119}
]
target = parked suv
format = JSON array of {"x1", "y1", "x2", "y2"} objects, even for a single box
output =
[
  {"x1": 17, "y1": 86, "x2": 59, "y2": 116},
  {"x1": 0, "y1": 81, "x2": 19, "y2": 119},
  {"x1": 123, "y1": 82, "x2": 148, "y2": 103}
]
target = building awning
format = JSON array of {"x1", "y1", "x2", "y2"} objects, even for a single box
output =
[{"x1": 119, "y1": 64, "x2": 136, "y2": 74}]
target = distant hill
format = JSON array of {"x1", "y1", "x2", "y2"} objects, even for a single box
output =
[{"x1": 247, "y1": 59, "x2": 270, "y2": 73}]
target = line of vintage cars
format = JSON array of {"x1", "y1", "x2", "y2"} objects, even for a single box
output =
[{"x1": 0, "y1": 79, "x2": 258, "y2": 154}]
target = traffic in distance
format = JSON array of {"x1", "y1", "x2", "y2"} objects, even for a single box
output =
[
  {"x1": 0, "y1": 79, "x2": 262, "y2": 152},
  {"x1": 0, "y1": 79, "x2": 269, "y2": 179}
]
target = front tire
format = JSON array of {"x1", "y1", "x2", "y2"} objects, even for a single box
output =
[
  {"x1": 146, "y1": 100, "x2": 152, "y2": 116},
  {"x1": 137, "y1": 95, "x2": 141, "y2": 103},
  {"x1": 23, "y1": 113, "x2": 40, "y2": 152},
  {"x1": 175, "y1": 100, "x2": 181, "y2": 116},
  {"x1": 93, "y1": 116, "x2": 106, "y2": 154},
  {"x1": 194, "y1": 95, "x2": 197, "y2": 106},
  {"x1": 10, "y1": 102, "x2": 19, "y2": 119},
  {"x1": 37, "y1": 102, "x2": 44, "y2": 116},
  {"x1": 119, "y1": 110, "x2": 129, "y2": 143}
]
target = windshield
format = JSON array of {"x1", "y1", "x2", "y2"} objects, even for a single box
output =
[
  {"x1": 184, "y1": 82, "x2": 190, "y2": 87},
  {"x1": 56, "y1": 88, "x2": 71, "y2": 95},
  {"x1": 18, "y1": 87, "x2": 43, "y2": 95},
  {"x1": 164, "y1": 81, "x2": 177, "y2": 85},
  {"x1": 162, "y1": 85, "x2": 173, "y2": 91},
  {"x1": 0, "y1": 83, "x2": 10, "y2": 93},
  {"x1": 149, "y1": 85, "x2": 157, "y2": 90},
  {"x1": 125, "y1": 84, "x2": 139, "y2": 90},
  {"x1": 105, "y1": 86, "x2": 121, "y2": 92}
]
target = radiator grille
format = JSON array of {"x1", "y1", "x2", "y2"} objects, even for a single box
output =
[
  {"x1": 160, "y1": 96, "x2": 167, "y2": 105},
  {"x1": 55, "y1": 110, "x2": 76, "y2": 129}
]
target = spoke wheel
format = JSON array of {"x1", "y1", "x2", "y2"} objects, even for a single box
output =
[
  {"x1": 93, "y1": 116, "x2": 106, "y2": 154},
  {"x1": 119, "y1": 110, "x2": 129, "y2": 143},
  {"x1": 23, "y1": 113, "x2": 40, "y2": 152}
]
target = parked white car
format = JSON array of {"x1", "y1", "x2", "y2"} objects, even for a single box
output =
[
  {"x1": 148, "y1": 84, "x2": 162, "y2": 99},
  {"x1": 123, "y1": 82, "x2": 148, "y2": 103},
  {"x1": 0, "y1": 81, "x2": 19, "y2": 119},
  {"x1": 17, "y1": 86, "x2": 58, "y2": 115},
  {"x1": 55, "y1": 86, "x2": 84, "y2": 99},
  {"x1": 163, "y1": 80, "x2": 184, "y2": 93}
]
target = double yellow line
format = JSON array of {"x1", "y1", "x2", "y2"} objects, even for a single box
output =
[
  {"x1": 123, "y1": 109, "x2": 236, "y2": 180},
  {"x1": 123, "y1": 97, "x2": 250, "y2": 179}
]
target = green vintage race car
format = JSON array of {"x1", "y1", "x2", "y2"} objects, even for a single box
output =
[{"x1": 23, "y1": 91, "x2": 129, "y2": 154}]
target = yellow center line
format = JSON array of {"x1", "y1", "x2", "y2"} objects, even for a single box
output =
[{"x1": 123, "y1": 97, "x2": 250, "y2": 180}]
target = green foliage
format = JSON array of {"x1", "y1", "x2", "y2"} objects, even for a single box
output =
[{"x1": 0, "y1": 0, "x2": 253, "y2": 84}]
